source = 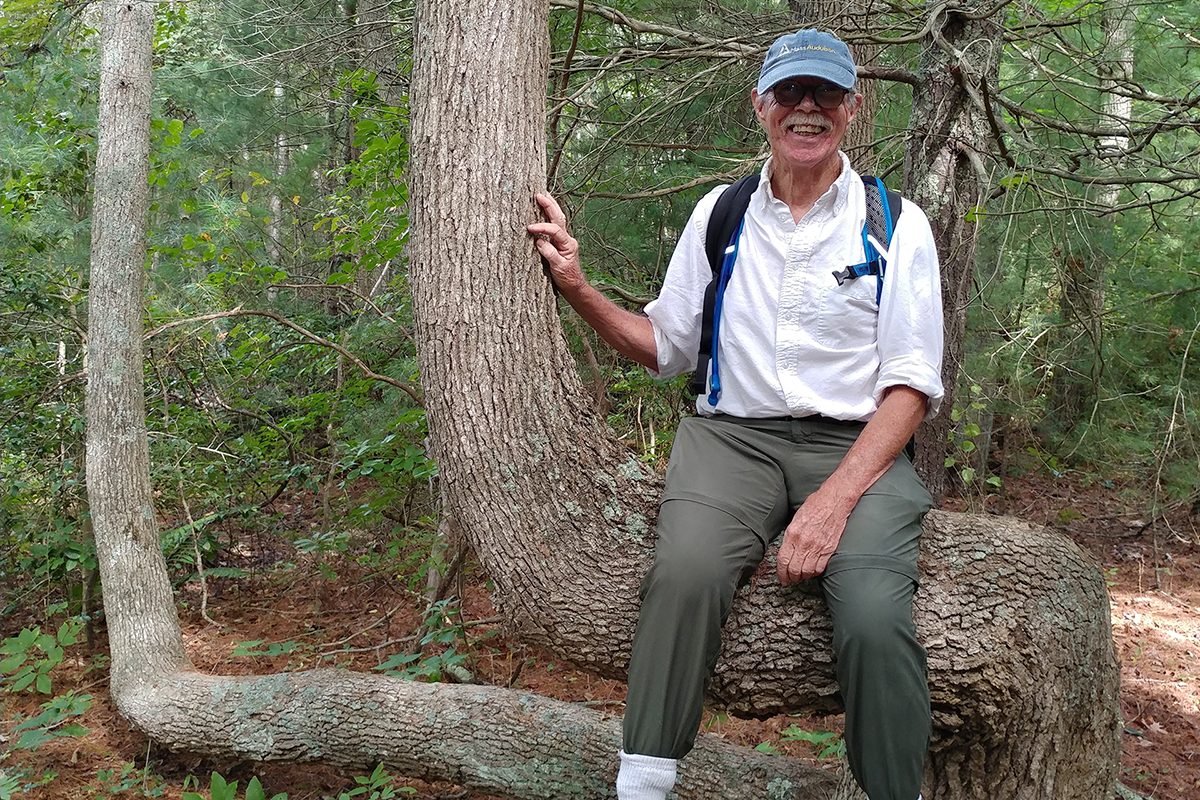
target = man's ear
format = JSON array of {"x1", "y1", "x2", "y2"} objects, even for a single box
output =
[
  {"x1": 751, "y1": 88, "x2": 767, "y2": 125},
  {"x1": 846, "y1": 92, "x2": 864, "y2": 122}
]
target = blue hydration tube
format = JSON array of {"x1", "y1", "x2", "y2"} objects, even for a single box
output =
[{"x1": 707, "y1": 216, "x2": 746, "y2": 406}]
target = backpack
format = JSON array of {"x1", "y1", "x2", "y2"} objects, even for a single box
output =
[{"x1": 688, "y1": 173, "x2": 903, "y2": 405}]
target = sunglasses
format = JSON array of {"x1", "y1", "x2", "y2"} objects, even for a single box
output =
[{"x1": 770, "y1": 81, "x2": 849, "y2": 110}]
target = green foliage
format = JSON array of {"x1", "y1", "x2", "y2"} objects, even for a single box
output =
[
  {"x1": 8, "y1": 692, "x2": 91, "y2": 750},
  {"x1": 180, "y1": 767, "x2": 411, "y2": 800},
  {"x1": 183, "y1": 772, "x2": 287, "y2": 800},
  {"x1": 779, "y1": 726, "x2": 845, "y2": 761},
  {"x1": 317, "y1": 78, "x2": 410, "y2": 282},
  {"x1": 1, "y1": 617, "x2": 84, "y2": 695},
  {"x1": 232, "y1": 639, "x2": 304, "y2": 658},
  {"x1": 91, "y1": 762, "x2": 169, "y2": 797},
  {"x1": 0, "y1": 770, "x2": 19, "y2": 800},
  {"x1": 336, "y1": 765, "x2": 415, "y2": 799},
  {"x1": 373, "y1": 599, "x2": 468, "y2": 682},
  {"x1": 943, "y1": 385, "x2": 999, "y2": 494},
  {"x1": 0, "y1": 765, "x2": 56, "y2": 799}
]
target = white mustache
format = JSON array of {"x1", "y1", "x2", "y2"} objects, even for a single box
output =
[{"x1": 782, "y1": 111, "x2": 830, "y2": 132}]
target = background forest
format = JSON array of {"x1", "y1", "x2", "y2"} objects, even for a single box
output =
[{"x1": 2, "y1": 0, "x2": 1199, "y2": 798}]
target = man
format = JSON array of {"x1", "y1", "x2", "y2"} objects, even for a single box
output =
[{"x1": 528, "y1": 29, "x2": 943, "y2": 800}]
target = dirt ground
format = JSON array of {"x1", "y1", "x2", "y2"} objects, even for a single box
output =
[{"x1": 3, "y1": 475, "x2": 1198, "y2": 799}]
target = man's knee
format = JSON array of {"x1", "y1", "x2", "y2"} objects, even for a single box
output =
[
  {"x1": 640, "y1": 544, "x2": 739, "y2": 610},
  {"x1": 642, "y1": 500, "x2": 765, "y2": 606},
  {"x1": 823, "y1": 566, "x2": 920, "y2": 658}
]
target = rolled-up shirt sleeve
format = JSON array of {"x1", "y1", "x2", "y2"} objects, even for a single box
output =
[
  {"x1": 873, "y1": 199, "x2": 945, "y2": 420},
  {"x1": 644, "y1": 187, "x2": 725, "y2": 380}
]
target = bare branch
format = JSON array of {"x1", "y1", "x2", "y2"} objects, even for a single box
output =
[
  {"x1": 585, "y1": 166, "x2": 754, "y2": 200},
  {"x1": 269, "y1": 283, "x2": 401, "y2": 327},
  {"x1": 548, "y1": 0, "x2": 760, "y2": 55},
  {"x1": 144, "y1": 309, "x2": 422, "y2": 404}
]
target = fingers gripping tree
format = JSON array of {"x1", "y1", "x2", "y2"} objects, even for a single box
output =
[{"x1": 88, "y1": 1, "x2": 1120, "y2": 799}]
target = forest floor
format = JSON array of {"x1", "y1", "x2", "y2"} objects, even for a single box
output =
[{"x1": 3, "y1": 474, "x2": 1199, "y2": 800}]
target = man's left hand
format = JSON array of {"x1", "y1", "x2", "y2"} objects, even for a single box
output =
[{"x1": 776, "y1": 489, "x2": 854, "y2": 585}]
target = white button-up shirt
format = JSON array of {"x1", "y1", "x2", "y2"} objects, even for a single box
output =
[{"x1": 645, "y1": 155, "x2": 944, "y2": 421}]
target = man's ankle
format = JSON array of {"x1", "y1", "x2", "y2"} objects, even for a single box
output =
[{"x1": 615, "y1": 750, "x2": 676, "y2": 800}]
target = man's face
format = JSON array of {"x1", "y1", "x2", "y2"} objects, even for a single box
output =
[{"x1": 751, "y1": 77, "x2": 861, "y2": 173}]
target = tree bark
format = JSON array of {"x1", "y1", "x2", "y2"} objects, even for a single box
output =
[
  {"x1": 405, "y1": 0, "x2": 1120, "y2": 797},
  {"x1": 1048, "y1": 0, "x2": 1135, "y2": 427},
  {"x1": 902, "y1": 3, "x2": 998, "y2": 501},
  {"x1": 87, "y1": 1, "x2": 1121, "y2": 798},
  {"x1": 112, "y1": 669, "x2": 838, "y2": 798},
  {"x1": 86, "y1": 0, "x2": 193, "y2": 701},
  {"x1": 787, "y1": 0, "x2": 881, "y2": 173}
]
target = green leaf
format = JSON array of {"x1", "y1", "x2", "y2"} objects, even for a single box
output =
[
  {"x1": 11, "y1": 672, "x2": 36, "y2": 692},
  {"x1": 14, "y1": 728, "x2": 53, "y2": 749},
  {"x1": 56, "y1": 620, "x2": 81, "y2": 646},
  {"x1": 203, "y1": 566, "x2": 250, "y2": 579},
  {"x1": 210, "y1": 771, "x2": 236, "y2": 800},
  {"x1": 167, "y1": 119, "x2": 184, "y2": 136},
  {"x1": 35, "y1": 672, "x2": 51, "y2": 694},
  {"x1": 246, "y1": 776, "x2": 266, "y2": 800}
]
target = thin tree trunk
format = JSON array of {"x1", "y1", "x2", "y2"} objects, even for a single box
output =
[
  {"x1": 86, "y1": 0, "x2": 192, "y2": 699},
  {"x1": 1048, "y1": 0, "x2": 1135, "y2": 427},
  {"x1": 358, "y1": 0, "x2": 406, "y2": 105},
  {"x1": 903, "y1": 4, "x2": 996, "y2": 502},
  {"x1": 787, "y1": 0, "x2": 880, "y2": 173},
  {"x1": 266, "y1": 84, "x2": 288, "y2": 288}
]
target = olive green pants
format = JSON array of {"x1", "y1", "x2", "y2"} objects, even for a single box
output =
[{"x1": 623, "y1": 415, "x2": 932, "y2": 800}]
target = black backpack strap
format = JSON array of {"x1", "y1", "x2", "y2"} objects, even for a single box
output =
[
  {"x1": 837, "y1": 175, "x2": 904, "y2": 302},
  {"x1": 689, "y1": 174, "x2": 760, "y2": 397},
  {"x1": 861, "y1": 174, "x2": 902, "y2": 254},
  {"x1": 863, "y1": 175, "x2": 916, "y2": 461}
]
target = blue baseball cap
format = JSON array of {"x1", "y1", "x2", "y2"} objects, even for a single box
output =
[{"x1": 756, "y1": 29, "x2": 857, "y2": 94}]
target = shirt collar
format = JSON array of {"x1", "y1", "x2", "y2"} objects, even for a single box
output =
[{"x1": 757, "y1": 152, "x2": 854, "y2": 223}]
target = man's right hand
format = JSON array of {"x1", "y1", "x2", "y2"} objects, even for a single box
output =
[
  {"x1": 528, "y1": 193, "x2": 586, "y2": 294},
  {"x1": 526, "y1": 192, "x2": 659, "y2": 370}
]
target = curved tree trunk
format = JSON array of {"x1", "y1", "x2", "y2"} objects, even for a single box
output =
[
  {"x1": 408, "y1": 1, "x2": 1120, "y2": 797},
  {"x1": 87, "y1": 1, "x2": 1120, "y2": 798},
  {"x1": 86, "y1": 0, "x2": 193, "y2": 702}
]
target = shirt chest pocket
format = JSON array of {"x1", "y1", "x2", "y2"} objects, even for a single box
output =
[{"x1": 815, "y1": 273, "x2": 879, "y2": 350}]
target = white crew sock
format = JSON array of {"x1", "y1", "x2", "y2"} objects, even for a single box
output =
[{"x1": 616, "y1": 750, "x2": 677, "y2": 800}]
